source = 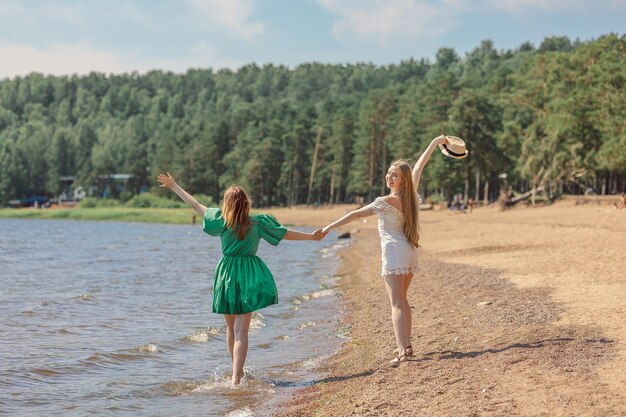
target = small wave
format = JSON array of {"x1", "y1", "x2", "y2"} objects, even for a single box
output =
[
  {"x1": 131, "y1": 343, "x2": 158, "y2": 353},
  {"x1": 182, "y1": 327, "x2": 220, "y2": 343},
  {"x1": 297, "y1": 321, "x2": 317, "y2": 330},
  {"x1": 71, "y1": 294, "x2": 95, "y2": 301},
  {"x1": 163, "y1": 366, "x2": 260, "y2": 396},
  {"x1": 224, "y1": 407, "x2": 255, "y2": 417},
  {"x1": 21, "y1": 310, "x2": 37, "y2": 316},
  {"x1": 292, "y1": 290, "x2": 332, "y2": 305},
  {"x1": 162, "y1": 377, "x2": 233, "y2": 396},
  {"x1": 250, "y1": 312, "x2": 265, "y2": 330},
  {"x1": 319, "y1": 247, "x2": 332, "y2": 255},
  {"x1": 85, "y1": 352, "x2": 144, "y2": 364},
  {"x1": 299, "y1": 354, "x2": 332, "y2": 371},
  {"x1": 100, "y1": 322, "x2": 124, "y2": 330},
  {"x1": 46, "y1": 328, "x2": 77, "y2": 335},
  {"x1": 32, "y1": 368, "x2": 61, "y2": 377},
  {"x1": 320, "y1": 274, "x2": 340, "y2": 287},
  {"x1": 300, "y1": 289, "x2": 335, "y2": 301},
  {"x1": 332, "y1": 239, "x2": 351, "y2": 249},
  {"x1": 85, "y1": 345, "x2": 159, "y2": 365}
]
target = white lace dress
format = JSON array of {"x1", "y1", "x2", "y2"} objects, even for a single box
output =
[{"x1": 370, "y1": 196, "x2": 419, "y2": 276}]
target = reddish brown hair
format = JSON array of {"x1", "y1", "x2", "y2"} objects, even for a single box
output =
[{"x1": 222, "y1": 185, "x2": 252, "y2": 240}]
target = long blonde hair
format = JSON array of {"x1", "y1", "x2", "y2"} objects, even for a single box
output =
[
  {"x1": 222, "y1": 185, "x2": 252, "y2": 240},
  {"x1": 391, "y1": 160, "x2": 420, "y2": 248}
]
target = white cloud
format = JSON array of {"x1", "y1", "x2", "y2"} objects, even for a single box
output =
[
  {"x1": 486, "y1": 0, "x2": 626, "y2": 13},
  {"x1": 0, "y1": 0, "x2": 23, "y2": 16},
  {"x1": 0, "y1": 41, "x2": 242, "y2": 79},
  {"x1": 316, "y1": 0, "x2": 459, "y2": 45},
  {"x1": 0, "y1": 42, "x2": 129, "y2": 78},
  {"x1": 487, "y1": 0, "x2": 585, "y2": 13},
  {"x1": 317, "y1": 0, "x2": 626, "y2": 45},
  {"x1": 0, "y1": 1, "x2": 83, "y2": 21},
  {"x1": 190, "y1": 0, "x2": 265, "y2": 41}
]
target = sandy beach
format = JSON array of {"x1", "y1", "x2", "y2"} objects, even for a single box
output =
[{"x1": 266, "y1": 201, "x2": 626, "y2": 416}]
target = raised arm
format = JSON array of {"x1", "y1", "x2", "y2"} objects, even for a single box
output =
[
  {"x1": 412, "y1": 135, "x2": 448, "y2": 188},
  {"x1": 157, "y1": 172, "x2": 207, "y2": 216},
  {"x1": 321, "y1": 204, "x2": 375, "y2": 235}
]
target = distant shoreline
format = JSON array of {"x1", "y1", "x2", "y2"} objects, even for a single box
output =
[
  {"x1": 0, "y1": 207, "x2": 200, "y2": 224},
  {"x1": 0, "y1": 204, "x2": 358, "y2": 228}
]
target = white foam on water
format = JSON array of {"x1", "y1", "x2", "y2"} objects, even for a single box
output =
[
  {"x1": 182, "y1": 327, "x2": 220, "y2": 343},
  {"x1": 300, "y1": 289, "x2": 335, "y2": 301},
  {"x1": 299, "y1": 353, "x2": 332, "y2": 371},
  {"x1": 224, "y1": 407, "x2": 255, "y2": 417},
  {"x1": 72, "y1": 293, "x2": 95, "y2": 301},
  {"x1": 191, "y1": 377, "x2": 234, "y2": 392},
  {"x1": 132, "y1": 343, "x2": 158, "y2": 353},
  {"x1": 184, "y1": 366, "x2": 266, "y2": 393},
  {"x1": 250, "y1": 312, "x2": 265, "y2": 330},
  {"x1": 297, "y1": 321, "x2": 317, "y2": 330}
]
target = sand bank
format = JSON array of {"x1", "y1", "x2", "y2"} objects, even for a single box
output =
[{"x1": 267, "y1": 201, "x2": 626, "y2": 416}]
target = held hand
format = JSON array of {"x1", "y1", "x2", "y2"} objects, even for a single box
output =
[
  {"x1": 312, "y1": 229, "x2": 325, "y2": 241},
  {"x1": 157, "y1": 172, "x2": 177, "y2": 189},
  {"x1": 321, "y1": 226, "x2": 331, "y2": 236}
]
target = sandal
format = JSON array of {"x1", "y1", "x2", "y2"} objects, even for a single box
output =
[
  {"x1": 390, "y1": 354, "x2": 407, "y2": 366},
  {"x1": 405, "y1": 345, "x2": 414, "y2": 357},
  {"x1": 393, "y1": 345, "x2": 414, "y2": 357}
]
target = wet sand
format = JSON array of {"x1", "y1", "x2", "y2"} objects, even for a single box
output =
[{"x1": 267, "y1": 201, "x2": 626, "y2": 416}]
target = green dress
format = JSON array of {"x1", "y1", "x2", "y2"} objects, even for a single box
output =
[{"x1": 202, "y1": 208, "x2": 287, "y2": 315}]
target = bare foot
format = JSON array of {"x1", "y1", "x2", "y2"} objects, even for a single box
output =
[{"x1": 231, "y1": 371, "x2": 244, "y2": 385}]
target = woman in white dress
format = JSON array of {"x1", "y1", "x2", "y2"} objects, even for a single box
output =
[{"x1": 321, "y1": 135, "x2": 449, "y2": 364}]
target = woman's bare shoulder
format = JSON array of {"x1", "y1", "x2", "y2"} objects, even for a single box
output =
[{"x1": 381, "y1": 195, "x2": 402, "y2": 211}]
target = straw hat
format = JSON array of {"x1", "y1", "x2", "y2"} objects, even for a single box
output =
[{"x1": 439, "y1": 135, "x2": 468, "y2": 159}]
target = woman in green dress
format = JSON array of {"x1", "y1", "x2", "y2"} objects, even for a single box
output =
[{"x1": 157, "y1": 172, "x2": 323, "y2": 385}]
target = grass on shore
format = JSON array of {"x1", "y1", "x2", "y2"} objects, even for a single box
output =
[{"x1": 0, "y1": 207, "x2": 200, "y2": 224}]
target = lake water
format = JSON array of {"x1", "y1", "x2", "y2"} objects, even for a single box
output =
[{"x1": 0, "y1": 219, "x2": 348, "y2": 416}]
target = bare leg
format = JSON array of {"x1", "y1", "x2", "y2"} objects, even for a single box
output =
[
  {"x1": 402, "y1": 274, "x2": 414, "y2": 354},
  {"x1": 224, "y1": 314, "x2": 236, "y2": 361},
  {"x1": 384, "y1": 274, "x2": 411, "y2": 361},
  {"x1": 232, "y1": 312, "x2": 252, "y2": 385}
]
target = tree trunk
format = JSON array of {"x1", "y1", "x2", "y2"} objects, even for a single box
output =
[
  {"x1": 475, "y1": 169, "x2": 480, "y2": 201},
  {"x1": 307, "y1": 128, "x2": 322, "y2": 204},
  {"x1": 483, "y1": 181, "x2": 489, "y2": 205},
  {"x1": 329, "y1": 161, "x2": 335, "y2": 205},
  {"x1": 464, "y1": 166, "x2": 470, "y2": 202},
  {"x1": 369, "y1": 135, "x2": 375, "y2": 201},
  {"x1": 381, "y1": 133, "x2": 387, "y2": 196},
  {"x1": 610, "y1": 172, "x2": 615, "y2": 194}
]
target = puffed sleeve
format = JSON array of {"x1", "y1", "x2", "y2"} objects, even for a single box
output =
[
  {"x1": 202, "y1": 208, "x2": 226, "y2": 236},
  {"x1": 255, "y1": 214, "x2": 287, "y2": 246},
  {"x1": 369, "y1": 197, "x2": 384, "y2": 214}
]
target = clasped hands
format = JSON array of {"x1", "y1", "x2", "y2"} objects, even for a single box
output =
[{"x1": 311, "y1": 226, "x2": 331, "y2": 241}]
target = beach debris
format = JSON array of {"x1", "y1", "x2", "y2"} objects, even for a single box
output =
[
  {"x1": 477, "y1": 301, "x2": 492, "y2": 306},
  {"x1": 337, "y1": 231, "x2": 351, "y2": 239}
]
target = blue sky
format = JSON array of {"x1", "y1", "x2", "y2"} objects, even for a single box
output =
[{"x1": 0, "y1": 0, "x2": 624, "y2": 79}]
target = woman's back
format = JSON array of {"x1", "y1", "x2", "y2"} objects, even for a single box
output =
[{"x1": 203, "y1": 208, "x2": 286, "y2": 256}]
